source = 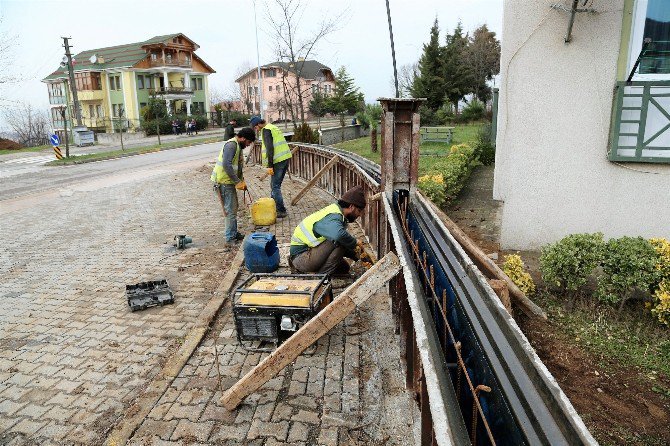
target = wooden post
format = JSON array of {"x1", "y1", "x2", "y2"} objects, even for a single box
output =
[
  {"x1": 290, "y1": 155, "x2": 339, "y2": 205},
  {"x1": 220, "y1": 252, "x2": 401, "y2": 410},
  {"x1": 488, "y1": 279, "x2": 512, "y2": 315}
]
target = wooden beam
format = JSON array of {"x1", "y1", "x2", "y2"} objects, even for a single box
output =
[
  {"x1": 220, "y1": 252, "x2": 401, "y2": 410},
  {"x1": 290, "y1": 155, "x2": 339, "y2": 206},
  {"x1": 417, "y1": 191, "x2": 547, "y2": 320}
]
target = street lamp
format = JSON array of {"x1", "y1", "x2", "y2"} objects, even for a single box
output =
[{"x1": 252, "y1": 0, "x2": 264, "y2": 119}]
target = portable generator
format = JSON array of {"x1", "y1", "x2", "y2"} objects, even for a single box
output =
[{"x1": 232, "y1": 273, "x2": 332, "y2": 351}]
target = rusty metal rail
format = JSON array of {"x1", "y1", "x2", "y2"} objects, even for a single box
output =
[{"x1": 248, "y1": 141, "x2": 597, "y2": 446}]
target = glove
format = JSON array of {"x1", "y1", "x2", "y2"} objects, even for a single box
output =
[
  {"x1": 235, "y1": 180, "x2": 247, "y2": 191},
  {"x1": 266, "y1": 167, "x2": 274, "y2": 176}
]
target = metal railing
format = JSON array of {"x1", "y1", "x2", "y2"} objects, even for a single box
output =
[
  {"x1": 250, "y1": 141, "x2": 598, "y2": 445},
  {"x1": 148, "y1": 87, "x2": 194, "y2": 96}
]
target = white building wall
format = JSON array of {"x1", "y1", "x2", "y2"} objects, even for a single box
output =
[{"x1": 494, "y1": 0, "x2": 670, "y2": 249}]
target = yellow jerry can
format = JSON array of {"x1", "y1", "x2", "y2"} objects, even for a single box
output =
[{"x1": 251, "y1": 197, "x2": 277, "y2": 225}]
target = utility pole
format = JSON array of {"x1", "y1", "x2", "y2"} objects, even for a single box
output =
[
  {"x1": 252, "y1": 0, "x2": 264, "y2": 119},
  {"x1": 62, "y1": 37, "x2": 83, "y2": 126},
  {"x1": 59, "y1": 106, "x2": 70, "y2": 158}
]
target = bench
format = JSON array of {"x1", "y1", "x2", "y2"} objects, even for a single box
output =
[{"x1": 420, "y1": 126, "x2": 454, "y2": 144}]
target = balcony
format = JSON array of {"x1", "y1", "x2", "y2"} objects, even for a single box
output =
[
  {"x1": 148, "y1": 57, "x2": 192, "y2": 68},
  {"x1": 609, "y1": 80, "x2": 670, "y2": 163},
  {"x1": 49, "y1": 96, "x2": 66, "y2": 106},
  {"x1": 78, "y1": 90, "x2": 104, "y2": 101},
  {"x1": 148, "y1": 87, "x2": 193, "y2": 96}
]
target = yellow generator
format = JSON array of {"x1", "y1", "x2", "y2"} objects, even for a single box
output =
[{"x1": 232, "y1": 274, "x2": 332, "y2": 351}]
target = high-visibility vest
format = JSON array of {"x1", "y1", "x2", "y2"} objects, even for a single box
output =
[
  {"x1": 291, "y1": 203, "x2": 343, "y2": 248},
  {"x1": 211, "y1": 138, "x2": 242, "y2": 185},
  {"x1": 261, "y1": 123, "x2": 292, "y2": 166}
]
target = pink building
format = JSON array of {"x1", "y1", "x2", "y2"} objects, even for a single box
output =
[{"x1": 235, "y1": 60, "x2": 335, "y2": 123}]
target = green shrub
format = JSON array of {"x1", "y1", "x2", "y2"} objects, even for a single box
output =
[
  {"x1": 418, "y1": 143, "x2": 477, "y2": 204},
  {"x1": 460, "y1": 100, "x2": 486, "y2": 122},
  {"x1": 474, "y1": 124, "x2": 495, "y2": 165},
  {"x1": 226, "y1": 111, "x2": 252, "y2": 127},
  {"x1": 596, "y1": 237, "x2": 662, "y2": 306},
  {"x1": 418, "y1": 104, "x2": 439, "y2": 126},
  {"x1": 192, "y1": 114, "x2": 208, "y2": 131},
  {"x1": 540, "y1": 233, "x2": 604, "y2": 293},
  {"x1": 143, "y1": 117, "x2": 174, "y2": 136},
  {"x1": 293, "y1": 122, "x2": 319, "y2": 143}
]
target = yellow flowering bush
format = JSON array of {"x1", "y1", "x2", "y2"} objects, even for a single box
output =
[
  {"x1": 649, "y1": 238, "x2": 670, "y2": 327},
  {"x1": 418, "y1": 174, "x2": 447, "y2": 207},
  {"x1": 502, "y1": 254, "x2": 536, "y2": 296},
  {"x1": 651, "y1": 281, "x2": 670, "y2": 327}
]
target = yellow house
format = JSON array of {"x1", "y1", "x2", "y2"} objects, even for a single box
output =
[{"x1": 42, "y1": 33, "x2": 215, "y2": 139}]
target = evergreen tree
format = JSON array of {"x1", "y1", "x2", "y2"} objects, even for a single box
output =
[
  {"x1": 411, "y1": 18, "x2": 445, "y2": 111},
  {"x1": 466, "y1": 24, "x2": 501, "y2": 102},
  {"x1": 324, "y1": 66, "x2": 364, "y2": 126},
  {"x1": 443, "y1": 22, "x2": 472, "y2": 114}
]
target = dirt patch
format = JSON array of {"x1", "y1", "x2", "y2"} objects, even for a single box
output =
[
  {"x1": 520, "y1": 314, "x2": 670, "y2": 445},
  {"x1": 0, "y1": 138, "x2": 23, "y2": 150}
]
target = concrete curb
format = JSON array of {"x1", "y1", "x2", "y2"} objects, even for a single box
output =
[{"x1": 104, "y1": 246, "x2": 246, "y2": 446}]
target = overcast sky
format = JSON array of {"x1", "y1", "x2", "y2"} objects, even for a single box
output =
[{"x1": 0, "y1": 0, "x2": 502, "y2": 132}]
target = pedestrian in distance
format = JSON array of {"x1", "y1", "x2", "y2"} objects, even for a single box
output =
[
  {"x1": 250, "y1": 116, "x2": 291, "y2": 219},
  {"x1": 223, "y1": 118, "x2": 237, "y2": 140},
  {"x1": 289, "y1": 185, "x2": 366, "y2": 276},
  {"x1": 172, "y1": 119, "x2": 178, "y2": 135},
  {"x1": 191, "y1": 118, "x2": 198, "y2": 135},
  {"x1": 211, "y1": 127, "x2": 256, "y2": 245},
  {"x1": 185, "y1": 119, "x2": 192, "y2": 136}
]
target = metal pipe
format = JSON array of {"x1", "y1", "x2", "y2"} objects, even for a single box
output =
[{"x1": 565, "y1": 0, "x2": 579, "y2": 43}]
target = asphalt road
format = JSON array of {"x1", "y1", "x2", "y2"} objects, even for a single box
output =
[{"x1": 0, "y1": 141, "x2": 222, "y2": 204}]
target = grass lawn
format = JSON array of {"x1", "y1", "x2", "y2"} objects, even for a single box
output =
[
  {"x1": 334, "y1": 122, "x2": 485, "y2": 174},
  {"x1": 46, "y1": 136, "x2": 225, "y2": 165},
  {"x1": 0, "y1": 144, "x2": 50, "y2": 156}
]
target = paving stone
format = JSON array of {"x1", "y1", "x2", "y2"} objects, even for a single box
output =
[
  {"x1": 247, "y1": 419, "x2": 290, "y2": 441},
  {"x1": 170, "y1": 419, "x2": 214, "y2": 442},
  {"x1": 318, "y1": 427, "x2": 339, "y2": 446},
  {"x1": 209, "y1": 423, "x2": 250, "y2": 441},
  {"x1": 292, "y1": 409, "x2": 321, "y2": 425},
  {"x1": 11, "y1": 418, "x2": 47, "y2": 436}
]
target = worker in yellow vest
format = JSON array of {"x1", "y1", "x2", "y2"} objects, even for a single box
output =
[
  {"x1": 250, "y1": 116, "x2": 292, "y2": 218},
  {"x1": 289, "y1": 186, "x2": 366, "y2": 276},
  {"x1": 211, "y1": 127, "x2": 256, "y2": 245}
]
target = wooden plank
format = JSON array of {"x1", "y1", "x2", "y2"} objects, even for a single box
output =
[
  {"x1": 290, "y1": 155, "x2": 340, "y2": 205},
  {"x1": 417, "y1": 191, "x2": 547, "y2": 320},
  {"x1": 220, "y1": 252, "x2": 401, "y2": 410}
]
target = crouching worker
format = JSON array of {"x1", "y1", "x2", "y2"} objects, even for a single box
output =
[
  {"x1": 289, "y1": 185, "x2": 366, "y2": 276},
  {"x1": 211, "y1": 127, "x2": 256, "y2": 246}
]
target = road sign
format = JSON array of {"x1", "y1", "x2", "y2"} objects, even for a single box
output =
[{"x1": 50, "y1": 134, "x2": 60, "y2": 147}]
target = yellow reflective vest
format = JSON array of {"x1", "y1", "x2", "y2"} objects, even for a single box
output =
[
  {"x1": 210, "y1": 137, "x2": 242, "y2": 185},
  {"x1": 290, "y1": 203, "x2": 343, "y2": 248},
  {"x1": 261, "y1": 123, "x2": 292, "y2": 166}
]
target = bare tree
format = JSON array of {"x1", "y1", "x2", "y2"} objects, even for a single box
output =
[
  {"x1": 234, "y1": 62, "x2": 257, "y2": 114},
  {"x1": 396, "y1": 62, "x2": 418, "y2": 98},
  {"x1": 266, "y1": 0, "x2": 342, "y2": 123},
  {"x1": 0, "y1": 18, "x2": 18, "y2": 103},
  {"x1": 2, "y1": 102, "x2": 50, "y2": 146}
]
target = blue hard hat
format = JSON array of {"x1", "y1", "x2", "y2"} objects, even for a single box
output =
[{"x1": 250, "y1": 116, "x2": 263, "y2": 127}]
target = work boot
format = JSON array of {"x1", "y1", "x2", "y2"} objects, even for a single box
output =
[
  {"x1": 276, "y1": 211, "x2": 287, "y2": 218},
  {"x1": 234, "y1": 232, "x2": 245, "y2": 241}
]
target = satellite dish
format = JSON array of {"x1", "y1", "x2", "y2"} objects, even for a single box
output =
[{"x1": 89, "y1": 54, "x2": 98, "y2": 64}]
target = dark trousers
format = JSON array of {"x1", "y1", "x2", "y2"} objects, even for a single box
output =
[{"x1": 291, "y1": 240, "x2": 350, "y2": 276}]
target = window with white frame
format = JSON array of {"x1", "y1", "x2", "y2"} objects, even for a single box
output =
[
  {"x1": 629, "y1": 0, "x2": 670, "y2": 79},
  {"x1": 137, "y1": 75, "x2": 145, "y2": 89}
]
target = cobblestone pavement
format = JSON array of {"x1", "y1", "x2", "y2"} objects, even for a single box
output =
[{"x1": 0, "y1": 155, "x2": 415, "y2": 445}]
